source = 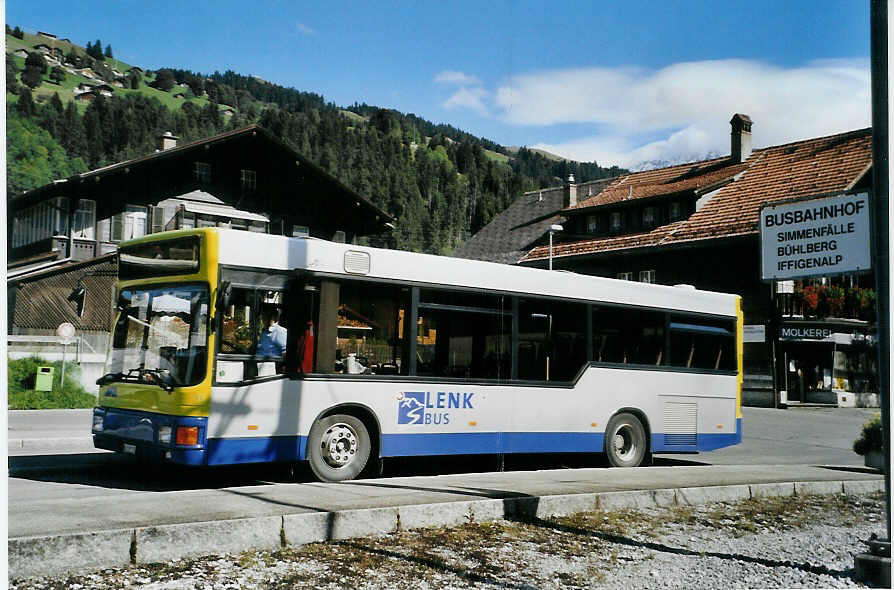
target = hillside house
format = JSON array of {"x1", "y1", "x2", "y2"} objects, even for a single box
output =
[
  {"x1": 7, "y1": 125, "x2": 394, "y2": 371},
  {"x1": 456, "y1": 115, "x2": 876, "y2": 408},
  {"x1": 37, "y1": 31, "x2": 56, "y2": 39},
  {"x1": 32, "y1": 43, "x2": 51, "y2": 54},
  {"x1": 13, "y1": 49, "x2": 28, "y2": 59},
  {"x1": 74, "y1": 90, "x2": 98, "y2": 102}
]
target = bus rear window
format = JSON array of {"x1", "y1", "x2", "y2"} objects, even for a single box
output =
[{"x1": 119, "y1": 237, "x2": 200, "y2": 279}]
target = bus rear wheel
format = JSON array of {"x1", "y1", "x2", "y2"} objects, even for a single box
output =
[
  {"x1": 604, "y1": 413, "x2": 648, "y2": 467},
  {"x1": 308, "y1": 414, "x2": 371, "y2": 482}
]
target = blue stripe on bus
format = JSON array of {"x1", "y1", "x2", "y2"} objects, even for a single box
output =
[
  {"x1": 206, "y1": 436, "x2": 305, "y2": 465},
  {"x1": 196, "y1": 417, "x2": 743, "y2": 465}
]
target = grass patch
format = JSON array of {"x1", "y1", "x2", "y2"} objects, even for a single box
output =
[{"x1": 8, "y1": 356, "x2": 96, "y2": 409}]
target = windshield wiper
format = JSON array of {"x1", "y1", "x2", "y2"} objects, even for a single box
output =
[
  {"x1": 96, "y1": 372, "x2": 127, "y2": 386},
  {"x1": 139, "y1": 368, "x2": 175, "y2": 393},
  {"x1": 95, "y1": 368, "x2": 175, "y2": 393}
]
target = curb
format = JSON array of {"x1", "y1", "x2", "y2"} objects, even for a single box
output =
[
  {"x1": 8, "y1": 437, "x2": 95, "y2": 453},
  {"x1": 9, "y1": 478, "x2": 885, "y2": 580}
]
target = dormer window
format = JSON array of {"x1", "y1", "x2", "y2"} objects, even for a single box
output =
[
  {"x1": 669, "y1": 202, "x2": 682, "y2": 221},
  {"x1": 642, "y1": 207, "x2": 656, "y2": 227},
  {"x1": 194, "y1": 162, "x2": 211, "y2": 183},
  {"x1": 610, "y1": 212, "x2": 623, "y2": 231}
]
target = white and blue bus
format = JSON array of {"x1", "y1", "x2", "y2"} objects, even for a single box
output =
[{"x1": 93, "y1": 228, "x2": 743, "y2": 481}]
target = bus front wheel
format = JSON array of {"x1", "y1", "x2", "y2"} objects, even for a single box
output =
[
  {"x1": 307, "y1": 414, "x2": 371, "y2": 482},
  {"x1": 604, "y1": 413, "x2": 648, "y2": 467}
]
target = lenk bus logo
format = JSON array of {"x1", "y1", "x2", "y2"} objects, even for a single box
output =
[{"x1": 397, "y1": 391, "x2": 474, "y2": 425}]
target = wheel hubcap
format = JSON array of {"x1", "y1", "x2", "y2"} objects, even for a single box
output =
[
  {"x1": 320, "y1": 423, "x2": 358, "y2": 468},
  {"x1": 613, "y1": 425, "x2": 636, "y2": 459}
]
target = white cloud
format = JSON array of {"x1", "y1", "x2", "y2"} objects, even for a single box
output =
[
  {"x1": 443, "y1": 86, "x2": 490, "y2": 117},
  {"x1": 435, "y1": 70, "x2": 481, "y2": 86},
  {"x1": 296, "y1": 22, "x2": 316, "y2": 35},
  {"x1": 494, "y1": 58, "x2": 870, "y2": 167}
]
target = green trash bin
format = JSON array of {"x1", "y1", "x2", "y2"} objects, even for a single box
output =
[{"x1": 35, "y1": 367, "x2": 55, "y2": 391}]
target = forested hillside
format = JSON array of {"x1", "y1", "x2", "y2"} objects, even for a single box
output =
[{"x1": 6, "y1": 28, "x2": 625, "y2": 254}]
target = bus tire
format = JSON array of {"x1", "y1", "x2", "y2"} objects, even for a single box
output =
[
  {"x1": 604, "y1": 412, "x2": 647, "y2": 468},
  {"x1": 307, "y1": 414, "x2": 371, "y2": 482}
]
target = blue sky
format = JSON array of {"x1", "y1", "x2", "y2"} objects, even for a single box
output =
[{"x1": 7, "y1": 1, "x2": 871, "y2": 167}]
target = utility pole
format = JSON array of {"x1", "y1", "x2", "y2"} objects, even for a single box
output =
[{"x1": 854, "y1": 1, "x2": 891, "y2": 585}]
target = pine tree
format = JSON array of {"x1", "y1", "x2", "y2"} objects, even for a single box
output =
[
  {"x1": 21, "y1": 63, "x2": 43, "y2": 89},
  {"x1": 7, "y1": 55, "x2": 20, "y2": 94},
  {"x1": 104, "y1": 44, "x2": 113, "y2": 58},
  {"x1": 49, "y1": 65, "x2": 66, "y2": 85},
  {"x1": 16, "y1": 87, "x2": 36, "y2": 117}
]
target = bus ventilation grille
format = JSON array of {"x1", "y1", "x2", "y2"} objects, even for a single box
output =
[
  {"x1": 664, "y1": 433, "x2": 697, "y2": 446},
  {"x1": 663, "y1": 401, "x2": 697, "y2": 446},
  {"x1": 344, "y1": 251, "x2": 371, "y2": 275}
]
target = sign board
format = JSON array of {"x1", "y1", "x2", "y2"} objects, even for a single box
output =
[
  {"x1": 743, "y1": 324, "x2": 766, "y2": 343},
  {"x1": 779, "y1": 325, "x2": 834, "y2": 341},
  {"x1": 760, "y1": 192, "x2": 871, "y2": 280}
]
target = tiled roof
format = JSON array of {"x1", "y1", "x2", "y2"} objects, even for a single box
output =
[
  {"x1": 524, "y1": 128, "x2": 872, "y2": 262},
  {"x1": 10, "y1": 255, "x2": 118, "y2": 332},
  {"x1": 567, "y1": 159, "x2": 746, "y2": 210},
  {"x1": 452, "y1": 178, "x2": 616, "y2": 264}
]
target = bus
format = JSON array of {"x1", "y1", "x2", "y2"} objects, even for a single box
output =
[{"x1": 92, "y1": 228, "x2": 743, "y2": 482}]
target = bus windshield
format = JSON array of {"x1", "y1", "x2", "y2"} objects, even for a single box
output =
[{"x1": 104, "y1": 285, "x2": 210, "y2": 388}]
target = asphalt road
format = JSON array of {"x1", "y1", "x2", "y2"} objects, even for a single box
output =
[{"x1": 7, "y1": 406, "x2": 882, "y2": 539}]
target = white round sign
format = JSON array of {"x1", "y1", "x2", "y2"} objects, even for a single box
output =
[{"x1": 56, "y1": 322, "x2": 76, "y2": 341}]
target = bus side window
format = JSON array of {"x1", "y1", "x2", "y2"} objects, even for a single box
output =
[
  {"x1": 220, "y1": 288, "x2": 256, "y2": 355},
  {"x1": 668, "y1": 317, "x2": 736, "y2": 371},
  {"x1": 217, "y1": 287, "x2": 289, "y2": 381},
  {"x1": 314, "y1": 279, "x2": 409, "y2": 376},
  {"x1": 593, "y1": 307, "x2": 664, "y2": 366}
]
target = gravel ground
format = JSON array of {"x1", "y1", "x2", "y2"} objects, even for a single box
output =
[{"x1": 11, "y1": 492, "x2": 886, "y2": 589}]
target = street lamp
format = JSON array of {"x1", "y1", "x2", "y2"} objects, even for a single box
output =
[{"x1": 548, "y1": 224, "x2": 563, "y2": 270}]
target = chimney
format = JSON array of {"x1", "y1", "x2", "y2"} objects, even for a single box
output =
[
  {"x1": 159, "y1": 131, "x2": 179, "y2": 151},
  {"x1": 563, "y1": 173, "x2": 577, "y2": 208},
  {"x1": 730, "y1": 114, "x2": 752, "y2": 163}
]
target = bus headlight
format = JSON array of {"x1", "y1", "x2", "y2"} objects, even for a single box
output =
[
  {"x1": 92, "y1": 414, "x2": 103, "y2": 432},
  {"x1": 158, "y1": 425, "x2": 172, "y2": 444}
]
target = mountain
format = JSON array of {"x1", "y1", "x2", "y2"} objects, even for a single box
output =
[
  {"x1": 628, "y1": 151, "x2": 724, "y2": 172},
  {"x1": 6, "y1": 25, "x2": 627, "y2": 255}
]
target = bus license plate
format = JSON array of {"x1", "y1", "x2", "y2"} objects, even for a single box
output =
[{"x1": 123, "y1": 443, "x2": 136, "y2": 455}]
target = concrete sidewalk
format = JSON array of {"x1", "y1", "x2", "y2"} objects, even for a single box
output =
[{"x1": 9, "y1": 465, "x2": 884, "y2": 580}]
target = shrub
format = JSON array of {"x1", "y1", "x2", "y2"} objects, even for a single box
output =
[
  {"x1": 7, "y1": 356, "x2": 97, "y2": 409},
  {"x1": 853, "y1": 413, "x2": 884, "y2": 456}
]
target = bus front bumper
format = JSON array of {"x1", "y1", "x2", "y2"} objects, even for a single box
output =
[{"x1": 92, "y1": 407, "x2": 208, "y2": 466}]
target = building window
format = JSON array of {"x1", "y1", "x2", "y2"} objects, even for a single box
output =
[
  {"x1": 240, "y1": 169, "x2": 257, "y2": 193},
  {"x1": 610, "y1": 211, "x2": 623, "y2": 231},
  {"x1": 73, "y1": 199, "x2": 96, "y2": 240},
  {"x1": 111, "y1": 205, "x2": 148, "y2": 242},
  {"x1": 194, "y1": 162, "x2": 211, "y2": 183},
  {"x1": 639, "y1": 270, "x2": 656, "y2": 284},
  {"x1": 669, "y1": 202, "x2": 682, "y2": 221},
  {"x1": 333, "y1": 230, "x2": 346, "y2": 243},
  {"x1": 617, "y1": 272, "x2": 633, "y2": 281},
  {"x1": 642, "y1": 207, "x2": 656, "y2": 227},
  {"x1": 292, "y1": 225, "x2": 310, "y2": 237},
  {"x1": 586, "y1": 215, "x2": 597, "y2": 233}
]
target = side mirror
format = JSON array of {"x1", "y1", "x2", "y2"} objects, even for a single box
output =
[
  {"x1": 116, "y1": 291, "x2": 131, "y2": 310},
  {"x1": 217, "y1": 281, "x2": 233, "y2": 311},
  {"x1": 67, "y1": 287, "x2": 87, "y2": 317}
]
